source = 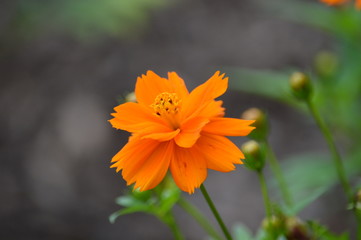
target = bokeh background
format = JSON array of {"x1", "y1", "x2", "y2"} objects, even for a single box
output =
[{"x1": 0, "y1": 0, "x2": 355, "y2": 239}]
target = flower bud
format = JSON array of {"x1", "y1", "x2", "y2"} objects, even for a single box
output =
[
  {"x1": 262, "y1": 215, "x2": 285, "y2": 237},
  {"x1": 241, "y1": 108, "x2": 268, "y2": 141},
  {"x1": 285, "y1": 217, "x2": 309, "y2": 240},
  {"x1": 314, "y1": 51, "x2": 338, "y2": 78},
  {"x1": 353, "y1": 189, "x2": 361, "y2": 211},
  {"x1": 241, "y1": 140, "x2": 265, "y2": 172},
  {"x1": 289, "y1": 72, "x2": 312, "y2": 101},
  {"x1": 125, "y1": 92, "x2": 137, "y2": 102}
]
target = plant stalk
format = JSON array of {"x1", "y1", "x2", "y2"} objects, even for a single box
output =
[
  {"x1": 200, "y1": 184, "x2": 233, "y2": 240},
  {"x1": 264, "y1": 141, "x2": 293, "y2": 208},
  {"x1": 178, "y1": 197, "x2": 223, "y2": 240},
  {"x1": 257, "y1": 171, "x2": 272, "y2": 218}
]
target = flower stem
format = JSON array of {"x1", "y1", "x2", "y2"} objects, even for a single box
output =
[
  {"x1": 306, "y1": 99, "x2": 361, "y2": 238},
  {"x1": 305, "y1": 99, "x2": 352, "y2": 200},
  {"x1": 257, "y1": 171, "x2": 272, "y2": 218},
  {"x1": 264, "y1": 141, "x2": 293, "y2": 208},
  {"x1": 165, "y1": 212, "x2": 184, "y2": 240},
  {"x1": 200, "y1": 184, "x2": 233, "y2": 240},
  {"x1": 178, "y1": 197, "x2": 223, "y2": 240}
]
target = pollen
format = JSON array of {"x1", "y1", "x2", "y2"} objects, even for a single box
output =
[{"x1": 151, "y1": 92, "x2": 181, "y2": 116}]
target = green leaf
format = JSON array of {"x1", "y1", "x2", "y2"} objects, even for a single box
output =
[
  {"x1": 307, "y1": 221, "x2": 349, "y2": 240},
  {"x1": 109, "y1": 205, "x2": 155, "y2": 223},
  {"x1": 226, "y1": 68, "x2": 301, "y2": 106},
  {"x1": 233, "y1": 223, "x2": 254, "y2": 240},
  {"x1": 284, "y1": 187, "x2": 328, "y2": 216}
]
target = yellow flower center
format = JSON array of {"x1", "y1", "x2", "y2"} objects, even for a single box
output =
[{"x1": 152, "y1": 92, "x2": 181, "y2": 116}]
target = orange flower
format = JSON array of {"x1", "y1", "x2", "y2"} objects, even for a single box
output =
[
  {"x1": 356, "y1": 0, "x2": 361, "y2": 9},
  {"x1": 109, "y1": 71, "x2": 255, "y2": 194},
  {"x1": 320, "y1": 0, "x2": 361, "y2": 9},
  {"x1": 320, "y1": 0, "x2": 347, "y2": 5}
]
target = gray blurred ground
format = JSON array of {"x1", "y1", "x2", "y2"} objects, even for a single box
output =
[{"x1": 0, "y1": 0, "x2": 351, "y2": 239}]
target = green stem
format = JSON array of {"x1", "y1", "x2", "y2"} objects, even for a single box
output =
[
  {"x1": 257, "y1": 171, "x2": 272, "y2": 218},
  {"x1": 164, "y1": 212, "x2": 184, "y2": 240},
  {"x1": 178, "y1": 197, "x2": 223, "y2": 240},
  {"x1": 357, "y1": 211, "x2": 361, "y2": 240},
  {"x1": 200, "y1": 184, "x2": 233, "y2": 240},
  {"x1": 264, "y1": 141, "x2": 293, "y2": 208},
  {"x1": 305, "y1": 99, "x2": 352, "y2": 200}
]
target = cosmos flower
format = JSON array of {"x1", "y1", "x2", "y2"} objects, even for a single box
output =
[
  {"x1": 109, "y1": 71, "x2": 255, "y2": 194},
  {"x1": 320, "y1": 0, "x2": 361, "y2": 9}
]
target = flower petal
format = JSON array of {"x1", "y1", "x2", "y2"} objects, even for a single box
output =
[
  {"x1": 170, "y1": 145, "x2": 207, "y2": 194},
  {"x1": 135, "y1": 70, "x2": 172, "y2": 106},
  {"x1": 181, "y1": 71, "x2": 228, "y2": 120},
  {"x1": 132, "y1": 141, "x2": 174, "y2": 191},
  {"x1": 202, "y1": 118, "x2": 255, "y2": 136},
  {"x1": 109, "y1": 102, "x2": 172, "y2": 135},
  {"x1": 195, "y1": 133, "x2": 244, "y2": 172},
  {"x1": 168, "y1": 72, "x2": 189, "y2": 99},
  {"x1": 111, "y1": 136, "x2": 173, "y2": 191},
  {"x1": 195, "y1": 100, "x2": 225, "y2": 119},
  {"x1": 174, "y1": 117, "x2": 209, "y2": 148},
  {"x1": 142, "y1": 129, "x2": 180, "y2": 141},
  {"x1": 111, "y1": 135, "x2": 160, "y2": 175}
]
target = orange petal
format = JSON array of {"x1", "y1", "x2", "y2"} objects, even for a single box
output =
[
  {"x1": 131, "y1": 141, "x2": 174, "y2": 191},
  {"x1": 174, "y1": 117, "x2": 209, "y2": 148},
  {"x1": 109, "y1": 102, "x2": 171, "y2": 135},
  {"x1": 168, "y1": 72, "x2": 189, "y2": 99},
  {"x1": 170, "y1": 146, "x2": 207, "y2": 194},
  {"x1": 195, "y1": 100, "x2": 225, "y2": 119},
  {"x1": 195, "y1": 133, "x2": 244, "y2": 172},
  {"x1": 181, "y1": 71, "x2": 228, "y2": 120},
  {"x1": 202, "y1": 118, "x2": 255, "y2": 136},
  {"x1": 320, "y1": 0, "x2": 347, "y2": 5},
  {"x1": 111, "y1": 136, "x2": 160, "y2": 176},
  {"x1": 142, "y1": 129, "x2": 180, "y2": 141},
  {"x1": 135, "y1": 70, "x2": 172, "y2": 106},
  {"x1": 111, "y1": 136, "x2": 173, "y2": 191},
  {"x1": 356, "y1": 0, "x2": 361, "y2": 9}
]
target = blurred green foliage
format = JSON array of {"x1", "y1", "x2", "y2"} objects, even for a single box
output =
[
  {"x1": 228, "y1": 0, "x2": 361, "y2": 238},
  {"x1": 110, "y1": 176, "x2": 181, "y2": 225},
  {"x1": 14, "y1": 0, "x2": 170, "y2": 40}
]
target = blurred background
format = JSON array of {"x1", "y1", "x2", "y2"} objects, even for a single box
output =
[{"x1": 0, "y1": 0, "x2": 357, "y2": 239}]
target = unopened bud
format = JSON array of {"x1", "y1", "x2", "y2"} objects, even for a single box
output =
[
  {"x1": 125, "y1": 92, "x2": 137, "y2": 102},
  {"x1": 314, "y1": 51, "x2": 338, "y2": 78},
  {"x1": 289, "y1": 72, "x2": 312, "y2": 100},
  {"x1": 285, "y1": 217, "x2": 309, "y2": 240},
  {"x1": 242, "y1": 108, "x2": 268, "y2": 141},
  {"x1": 262, "y1": 215, "x2": 284, "y2": 233},
  {"x1": 242, "y1": 140, "x2": 265, "y2": 172},
  {"x1": 354, "y1": 189, "x2": 361, "y2": 211}
]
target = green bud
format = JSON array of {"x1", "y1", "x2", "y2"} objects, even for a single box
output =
[
  {"x1": 262, "y1": 215, "x2": 285, "y2": 237},
  {"x1": 353, "y1": 189, "x2": 361, "y2": 211},
  {"x1": 241, "y1": 140, "x2": 265, "y2": 172},
  {"x1": 285, "y1": 217, "x2": 309, "y2": 240},
  {"x1": 289, "y1": 72, "x2": 312, "y2": 101},
  {"x1": 314, "y1": 51, "x2": 338, "y2": 78},
  {"x1": 125, "y1": 92, "x2": 137, "y2": 102},
  {"x1": 241, "y1": 108, "x2": 268, "y2": 141}
]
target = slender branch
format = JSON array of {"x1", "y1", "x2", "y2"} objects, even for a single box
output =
[
  {"x1": 264, "y1": 141, "x2": 293, "y2": 208},
  {"x1": 257, "y1": 171, "x2": 272, "y2": 218},
  {"x1": 178, "y1": 197, "x2": 223, "y2": 240},
  {"x1": 164, "y1": 212, "x2": 184, "y2": 240},
  {"x1": 306, "y1": 99, "x2": 352, "y2": 199},
  {"x1": 200, "y1": 184, "x2": 233, "y2": 240}
]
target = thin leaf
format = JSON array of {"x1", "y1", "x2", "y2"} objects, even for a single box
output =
[{"x1": 233, "y1": 223, "x2": 254, "y2": 240}]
